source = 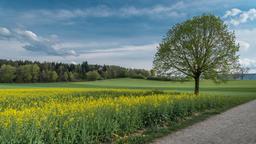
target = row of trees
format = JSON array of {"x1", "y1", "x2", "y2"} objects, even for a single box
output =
[{"x1": 0, "y1": 59, "x2": 151, "y2": 83}]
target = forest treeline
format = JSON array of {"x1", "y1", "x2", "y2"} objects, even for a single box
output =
[{"x1": 0, "y1": 59, "x2": 152, "y2": 83}]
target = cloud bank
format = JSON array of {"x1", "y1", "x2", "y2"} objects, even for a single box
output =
[
  {"x1": 0, "y1": 26, "x2": 78, "y2": 56},
  {"x1": 0, "y1": 26, "x2": 157, "y2": 69},
  {"x1": 20, "y1": 2, "x2": 186, "y2": 21},
  {"x1": 224, "y1": 8, "x2": 256, "y2": 26}
]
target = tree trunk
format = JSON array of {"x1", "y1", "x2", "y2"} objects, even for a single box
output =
[{"x1": 194, "y1": 76, "x2": 200, "y2": 95}]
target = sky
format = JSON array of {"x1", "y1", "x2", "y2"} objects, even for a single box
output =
[{"x1": 0, "y1": 0, "x2": 256, "y2": 72}]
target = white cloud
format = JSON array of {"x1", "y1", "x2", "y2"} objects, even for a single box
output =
[
  {"x1": 32, "y1": 6, "x2": 112, "y2": 19},
  {"x1": 239, "y1": 58, "x2": 256, "y2": 72},
  {"x1": 236, "y1": 40, "x2": 250, "y2": 51},
  {"x1": 239, "y1": 58, "x2": 256, "y2": 66},
  {"x1": 224, "y1": 8, "x2": 256, "y2": 26},
  {"x1": 236, "y1": 28, "x2": 256, "y2": 54},
  {"x1": 74, "y1": 44, "x2": 157, "y2": 70},
  {"x1": 56, "y1": 41, "x2": 157, "y2": 54},
  {"x1": 0, "y1": 27, "x2": 11, "y2": 37},
  {"x1": 19, "y1": 2, "x2": 186, "y2": 21},
  {"x1": 71, "y1": 61, "x2": 77, "y2": 65},
  {"x1": 120, "y1": 2, "x2": 185, "y2": 17},
  {"x1": 15, "y1": 30, "x2": 39, "y2": 41},
  {"x1": 235, "y1": 28, "x2": 256, "y2": 72},
  {"x1": 223, "y1": 8, "x2": 242, "y2": 18},
  {"x1": 81, "y1": 43, "x2": 157, "y2": 54},
  {"x1": 0, "y1": 26, "x2": 77, "y2": 56},
  {"x1": 55, "y1": 41, "x2": 122, "y2": 50}
]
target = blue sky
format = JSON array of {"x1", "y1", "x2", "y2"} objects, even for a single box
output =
[{"x1": 0, "y1": 0, "x2": 256, "y2": 71}]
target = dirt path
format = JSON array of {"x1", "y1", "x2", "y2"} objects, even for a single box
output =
[{"x1": 152, "y1": 100, "x2": 256, "y2": 144}]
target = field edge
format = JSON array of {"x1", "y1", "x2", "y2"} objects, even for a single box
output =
[{"x1": 114, "y1": 98, "x2": 256, "y2": 144}]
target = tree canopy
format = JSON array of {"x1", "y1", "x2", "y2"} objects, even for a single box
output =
[{"x1": 154, "y1": 14, "x2": 239, "y2": 95}]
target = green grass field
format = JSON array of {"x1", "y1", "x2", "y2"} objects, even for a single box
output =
[{"x1": 1, "y1": 78, "x2": 256, "y2": 96}]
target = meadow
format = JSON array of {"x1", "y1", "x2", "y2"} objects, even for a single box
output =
[
  {"x1": 0, "y1": 79, "x2": 255, "y2": 143},
  {"x1": 1, "y1": 78, "x2": 256, "y2": 96}
]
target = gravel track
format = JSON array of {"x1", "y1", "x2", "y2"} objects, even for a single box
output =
[{"x1": 152, "y1": 100, "x2": 256, "y2": 144}]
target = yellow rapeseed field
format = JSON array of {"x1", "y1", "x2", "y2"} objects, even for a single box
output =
[{"x1": 0, "y1": 88, "x2": 254, "y2": 143}]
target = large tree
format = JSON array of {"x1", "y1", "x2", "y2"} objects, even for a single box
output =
[{"x1": 154, "y1": 14, "x2": 239, "y2": 95}]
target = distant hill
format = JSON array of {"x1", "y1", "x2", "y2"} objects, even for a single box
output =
[{"x1": 237, "y1": 74, "x2": 256, "y2": 80}]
